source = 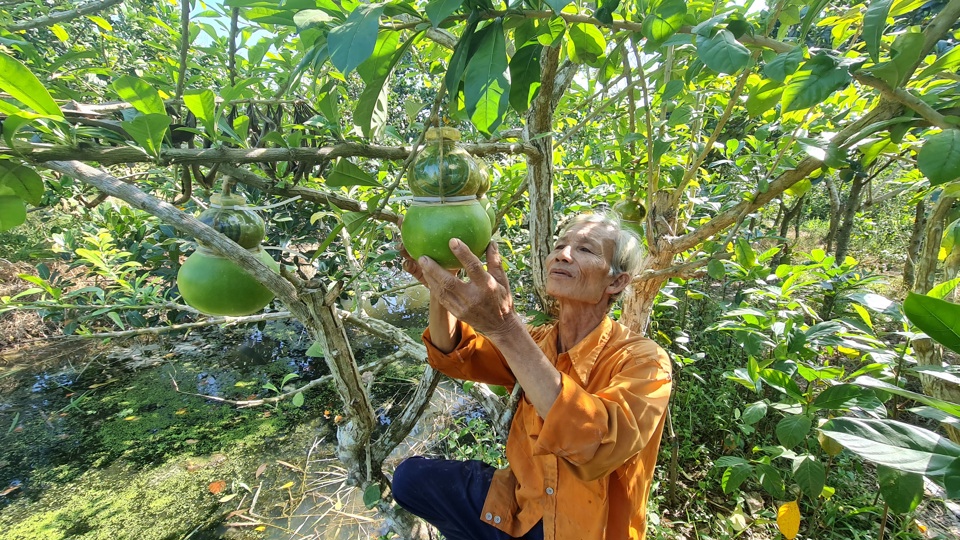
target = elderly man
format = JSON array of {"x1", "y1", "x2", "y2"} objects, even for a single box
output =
[{"x1": 393, "y1": 213, "x2": 672, "y2": 540}]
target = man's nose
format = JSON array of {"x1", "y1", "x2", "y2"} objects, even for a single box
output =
[{"x1": 556, "y1": 245, "x2": 573, "y2": 262}]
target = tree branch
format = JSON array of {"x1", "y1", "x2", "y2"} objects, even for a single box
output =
[
  {"x1": 853, "y1": 73, "x2": 954, "y2": 130},
  {"x1": 8, "y1": 0, "x2": 123, "y2": 32},
  {"x1": 4, "y1": 141, "x2": 539, "y2": 164}
]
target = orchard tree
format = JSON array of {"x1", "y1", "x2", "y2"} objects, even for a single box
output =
[{"x1": 2, "y1": 0, "x2": 960, "y2": 537}]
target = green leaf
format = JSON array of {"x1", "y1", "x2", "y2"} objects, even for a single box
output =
[
  {"x1": 821, "y1": 417, "x2": 960, "y2": 477},
  {"x1": 928, "y1": 277, "x2": 960, "y2": 300},
  {"x1": 593, "y1": 0, "x2": 620, "y2": 25},
  {"x1": 111, "y1": 76, "x2": 166, "y2": 116},
  {"x1": 877, "y1": 465, "x2": 924, "y2": 513},
  {"x1": 918, "y1": 45, "x2": 960, "y2": 80},
  {"x1": 293, "y1": 9, "x2": 335, "y2": 30},
  {"x1": 306, "y1": 340, "x2": 325, "y2": 357},
  {"x1": 863, "y1": 0, "x2": 893, "y2": 64},
  {"x1": 763, "y1": 47, "x2": 803, "y2": 83},
  {"x1": 0, "y1": 52, "x2": 63, "y2": 116},
  {"x1": 854, "y1": 375, "x2": 960, "y2": 419},
  {"x1": 904, "y1": 291, "x2": 960, "y2": 354},
  {"x1": 734, "y1": 238, "x2": 756, "y2": 268},
  {"x1": 741, "y1": 400, "x2": 767, "y2": 425},
  {"x1": 776, "y1": 415, "x2": 812, "y2": 449},
  {"x1": 0, "y1": 196, "x2": 26, "y2": 232},
  {"x1": 756, "y1": 462, "x2": 785, "y2": 498},
  {"x1": 642, "y1": 0, "x2": 686, "y2": 47},
  {"x1": 183, "y1": 89, "x2": 216, "y2": 134},
  {"x1": 945, "y1": 458, "x2": 960, "y2": 499},
  {"x1": 746, "y1": 80, "x2": 784, "y2": 117},
  {"x1": 793, "y1": 455, "x2": 825, "y2": 500},
  {"x1": 327, "y1": 159, "x2": 380, "y2": 188},
  {"x1": 537, "y1": 17, "x2": 566, "y2": 47},
  {"x1": 362, "y1": 483, "x2": 381, "y2": 509},
  {"x1": 509, "y1": 43, "x2": 542, "y2": 113},
  {"x1": 721, "y1": 463, "x2": 753, "y2": 494},
  {"x1": 355, "y1": 31, "x2": 415, "y2": 138},
  {"x1": 445, "y1": 13, "x2": 479, "y2": 94},
  {"x1": 782, "y1": 55, "x2": 851, "y2": 112},
  {"x1": 0, "y1": 164, "x2": 44, "y2": 206},
  {"x1": 425, "y1": 0, "x2": 462, "y2": 27},
  {"x1": 760, "y1": 369, "x2": 804, "y2": 401},
  {"x1": 107, "y1": 311, "x2": 125, "y2": 330},
  {"x1": 863, "y1": 30, "x2": 925, "y2": 87},
  {"x1": 463, "y1": 20, "x2": 510, "y2": 136},
  {"x1": 327, "y1": 4, "x2": 385, "y2": 75},
  {"x1": 567, "y1": 22, "x2": 606, "y2": 67},
  {"x1": 696, "y1": 29, "x2": 750, "y2": 75},
  {"x1": 342, "y1": 211, "x2": 370, "y2": 234},
  {"x1": 292, "y1": 392, "x2": 305, "y2": 407},
  {"x1": 812, "y1": 384, "x2": 866, "y2": 411},
  {"x1": 120, "y1": 114, "x2": 171, "y2": 159},
  {"x1": 917, "y1": 130, "x2": 960, "y2": 186},
  {"x1": 707, "y1": 258, "x2": 725, "y2": 279}
]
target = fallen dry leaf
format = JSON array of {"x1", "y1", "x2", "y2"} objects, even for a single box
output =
[
  {"x1": 255, "y1": 463, "x2": 267, "y2": 478},
  {"x1": 208, "y1": 480, "x2": 227, "y2": 495}
]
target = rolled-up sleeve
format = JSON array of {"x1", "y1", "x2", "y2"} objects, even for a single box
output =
[
  {"x1": 423, "y1": 322, "x2": 517, "y2": 386},
  {"x1": 533, "y1": 342, "x2": 672, "y2": 481}
]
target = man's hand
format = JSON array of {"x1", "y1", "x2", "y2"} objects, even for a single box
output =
[{"x1": 418, "y1": 239, "x2": 519, "y2": 339}]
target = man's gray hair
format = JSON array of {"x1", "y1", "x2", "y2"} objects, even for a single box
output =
[{"x1": 558, "y1": 211, "x2": 645, "y2": 278}]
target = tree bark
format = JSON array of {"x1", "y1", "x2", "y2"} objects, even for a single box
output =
[
  {"x1": 903, "y1": 200, "x2": 926, "y2": 288},
  {"x1": 824, "y1": 176, "x2": 842, "y2": 252}
]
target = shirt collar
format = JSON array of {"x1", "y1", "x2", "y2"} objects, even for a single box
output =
[{"x1": 559, "y1": 316, "x2": 613, "y2": 386}]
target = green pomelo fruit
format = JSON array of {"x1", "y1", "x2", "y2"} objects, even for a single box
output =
[
  {"x1": 401, "y1": 200, "x2": 492, "y2": 269},
  {"x1": 0, "y1": 195, "x2": 27, "y2": 232},
  {"x1": 613, "y1": 198, "x2": 646, "y2": 237},
  {"x1": 177, "y1": 246, "x2": 280, "y2": 316},
  {"x1": 479, "y1": 195, "x2": 497, "y2": 230}
]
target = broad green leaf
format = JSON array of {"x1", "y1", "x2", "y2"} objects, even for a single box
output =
[
  {"x1": 342, "y1": 210, "x2": 371, "y2": 234},
  {"x1": 183, "y1": 89, "x2": 216, "y2": 134},
  {"x1": 0, "y1": 196, "x2": 26, "y2": 232},
  {"x1": 854, "y1": 375, "x2": 960, "y2": 418},
  {"x1": 463, "y1": 20, "x2": 510, "y2": 136},
  {"x1": 763, "y1": 47, "x2": 803, "y2": 83},
  {"x1": 929, "y1": 277, "x2": 960, "y2": 300},
  {"x1": 757, "y1": 462, "x2": 785, "y2": 498},
  {"x1": 50, "y1": 24, "x2": 69, "y2": 43},
  {"x1": 120, "y1": 114, "x2": 171, "y2": 159},
  {"x1": 355, "y1": 31, "x2": 415, "y2": 138},
  {"x1": 917, "y1": 130, "x2": 960, "y2": 186},
  {"x1": 327, "y1": 4, "x2": 384, "y2": 75},
  {"x1": 425, "y1": 0, "x2": 462, "y2": 27},
  {"x1": 741, "y1": 400, "x2": 767, "y2": 425},
  {"x1": 327, "y1": 159, "x2": 380, "y2": 188},
  {"x1": 362, "y1": 483, "x2": 381, "y2": 509},
  {"x1": 707, "y1": 258, "x2": 725, "y2": 279},
  {"x1": 776, "y1": 415, "x2": 812, "y2": 449},
  {"x1": 813, "y1": 384, "x2": 866, "y2": 411},
  {"x1": 567, "y1": 23, "x2": 606, "y2": 67},
  {"x1": 734, "y1": 238, "x2": 756, "y2": 268},
  {"x1": 721, "y1": 463, "x2": 752, "y2": 494},
  {"x1": 863, "y1": 30, "x2": 925, "y2": 87},
  {"x1": 0, "y1": 164, "x2": 44, "y2": 206},
  {"x1": 918, "y1": 45, "x2": 960, "y2": 80},
  {"x1": 745, "y1": 80, "x2": 784, "y2": 117},
  {"x1": 87, "y1": 15, "x2": 113, "y2": 31},
  {"x1": 667, "y1": 105, "x2": 693, "y2": 126},
  {"x1": 445, "y1": 13, "x2": 479, "y2": 94},
  {"x1": 509, "y1": 43, "x2": 541, "y2": 113},
  {"x1": 306, "y1": 340, "x2": 325, "y2": 357},
  {"x1": 537, "y1": 17, "x2": 566, "y2": 47},
  {"x1": 877, "y1": 465, "x2": 924, "y2": 513},
  {"x1": 112, "y1": 76, "x2": 166, "y2": 116},
  {"x1": 760, "y1": 369, "x2": 804, "y2": 401},
  {"x1": 696, "y1": 29, "x2": 750, "y2": 75},
  {"x1": 821, "y1": 417, "x2": 960, "y2": 477},
  {"x1": 782, "y1": 55, "x2": 851, "y2": 112},
  {"x1": 945, "y1": 457, "x2": 960, "y2": 498},
  {"x1": 642, "y1": 0, "x2": 686, "y2": 46},
  {"x1": 293, "y1": 9, "x2": 335, "y2": 30},
  {"x1": 909, "y1": 406, "x2": 960, "y2": 431},
  {"x1": 292, "y1": 392, "x2": 305, "y2": 407},
  {"x1": 715, "y1": 456, "x2": 749, "y2": 468},
  {"x1": 904, "y1": 291, "x2": 960, "y2": 354},
  {"x1": 0, "y1": 52, "x2": 63, "y2": 116},
  {"x1": 793, "y1": 456, "x2": 825, "y2": 500},
  {"x1": 593, "y1": 0, "x2": 620, "y2": 25},
  {"x1": 863, "y1": 0, "x2": 893, "y2": 63}
]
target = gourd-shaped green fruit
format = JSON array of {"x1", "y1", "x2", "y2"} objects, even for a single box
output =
[
  {"x1": 471, "y1": 156, "x2": 491, "y2": 198},
  {"x1": 409, "y1": 127, "x2": 480, "y2": 198},
  {"x1": 177, "y1": 191, "x2": 278, "y2": 316},
  {"x1": 401, "y1": 200, "x2": 492, "y2": 269},
  {"x1": 479, "y1": 195, "x2": 496, "y2": 231},
  {"x1": 197, "y1": 192, "x2": 266, "y2": 249},
  {"x1": 613, "y1": 197, "x2": 646, "y2": 237}
]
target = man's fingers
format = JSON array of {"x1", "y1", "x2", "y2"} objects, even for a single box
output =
[
  {"x1": 419, "y1": 254, "x2": 460, "y2": 292},
  {"x1": 450, "y1": 238, "x2": 487, "y2": 282},
  {"x1": 486, "y1": 242, "x2": 510, "y2": 288}
]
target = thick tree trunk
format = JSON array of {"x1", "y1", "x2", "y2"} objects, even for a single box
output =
[
  {"x1": 621, "y1": 192, "x2": 678, "y2": 334},
  {"x1": 903, "y1": 200, "x2": 927, "y2": 288},
  {"x1": 833, "y1": 175, "x2": 868, "y2": 263},
  {"x1": 911, "y1": 195, "x2": 960, "y2": 444},
  {"x1": 824, "y1": 176, "x2": 842, "y2": 252},
  {"x1": 771, "y1": 196, "x2": 804, "y2": 269}
]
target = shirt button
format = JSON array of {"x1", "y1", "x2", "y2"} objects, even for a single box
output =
[
  {"x1": 494, "y1": 516, "x2": 502, "y2": 524},
  {"x1": 485, "y1": 512, "x2": 493, "y2": 521},
  {"x1": 546, "y1": 487, "x2": 555, "y2": 495}
]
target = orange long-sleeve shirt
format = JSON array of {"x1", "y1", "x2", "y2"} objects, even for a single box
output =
[{"x1": 422, "y1": 316, "x2": 672, "y2": 540}]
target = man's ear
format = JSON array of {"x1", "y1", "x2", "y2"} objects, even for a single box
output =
[{"x1": 607, "y1": 272, "x2": 631, "y2": 295}]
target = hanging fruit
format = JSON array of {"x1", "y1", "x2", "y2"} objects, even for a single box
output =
[
  {"x1": 408, "y1": 127, "x2": 481, "y2": 198},
  {"x1": 177, "y1": 190, "x2": 279, "y2": 316},
  {"x1": 401, "y1": 199, "x2": 492, "y2": 270}
]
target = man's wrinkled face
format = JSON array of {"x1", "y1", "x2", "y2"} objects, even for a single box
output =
[{"x1": 545, "y1": 222, "x2": 620, "y2": 305}]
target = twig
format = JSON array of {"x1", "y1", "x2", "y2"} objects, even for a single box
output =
[
  {"x1": 853, "y1": 72, "x2": 954, "y2": 130},
  {"x1": 9, "y1": 0, "x2": 123, "y2": 32},
  {"x1": 20, "y1": 311, "x2": 293, "y2": 341},
  {"x1": 175, "y1": 0, "x2": 189, "y2": 101}
]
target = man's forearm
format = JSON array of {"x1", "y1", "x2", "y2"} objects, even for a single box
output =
[
  {"x1": 428, "y1": 294, "x2": 461, "y2": 353},
  {"x1": 488, "y1": 314, "x2": 562, "y2": 418}
]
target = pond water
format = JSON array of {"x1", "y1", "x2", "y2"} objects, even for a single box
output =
[{"x1": 0, "y1": 297, "x2": 468, "y2": 540}]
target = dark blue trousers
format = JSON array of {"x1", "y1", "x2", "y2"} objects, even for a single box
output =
[{"x1": 392, "y1": 456, "x2": 544, "y2": 540}]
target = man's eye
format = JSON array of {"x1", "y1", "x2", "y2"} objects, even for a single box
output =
[{"x1": 579, "y1": 247, "x2": 594, "y2": 254}]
